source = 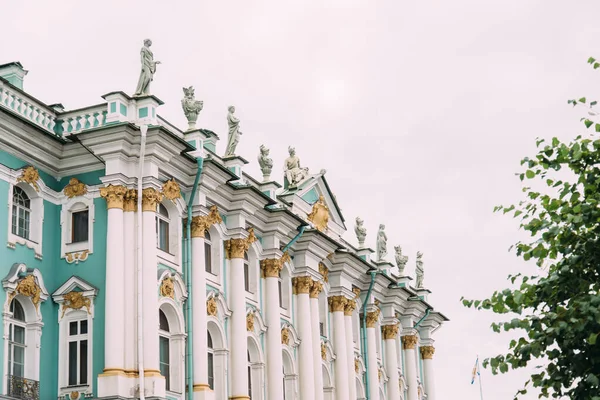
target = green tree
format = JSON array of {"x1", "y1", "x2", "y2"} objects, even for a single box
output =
[{"x1": 462, "y1": 60, "x2": 600, "y2": 399}]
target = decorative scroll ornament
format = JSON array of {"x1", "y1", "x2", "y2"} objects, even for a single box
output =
[
  {"x1": 9, "y1": 275, "x2": 41, "y2": 309},
  {"x1": 365, "y1": 309, "x2": 381, "y2": 328},
  {"x1": 344, "y1": 299, "x2": 357, "y2": 316},
  {"x1": 352, "y1": 287, "x2": 361, "y2": 298},
  {"x1": 124, "y1": 189, "x2": 138, "y2": 212},
  {"x1": 100, "y1": 184, "x2": 127, "y2": 209},
  {"x1": 260, "y1": 252, "x2": 291, "y2": 278},
  {"x1": 191, "y1": 205, "x2": 223, "y2": 238},
  {"x1": 318, "y1": 263, "x2": 329, "y2": 283},
  {"x1": 162, "y1": 179, "x2": 181, "y2": 202},
  {"x1": 402, "y1": 334, "x2": 418, "y2": 350},
  {"x1": 160, "y1": 277, "x2": 175, "y2": 299},
  {"x1": 17, "y1": 166, "x2": 40, "y2": 192},
  {"x1": 63, "y1": 178, "x2": 87, "y2": 198},
  {"x1": 321, "y1": 342, "x2": 327, "y2": 360},
  {"x1": 328, "y1": 295, "x2": 347, "y2": 312},
  {"x1": 420, "y1": 345, "x2": 435, "y2": 360},
  {"x1": 70, "y1": 391, "x2": 80, "y2": 400},
  {"x1": 281, "y1": 326, "x2": 290, "y2": 345},
  {"x1": 382, "y1": 324, "x2": 399, "y2": 340},
  {"x1": 309, "y1": 280, "x2": 323, "y2": 298},
  {"x1": 246, "y1": 312, "x2": 255, "y2": 332},
  {"x1": 292, "y1": 276, "x2": 312, "y2": 294},
  {"x1": 225, "y1": 228, "x2": 257, "y2": 259},
  {"x1": 307, "y1": 195, "x2": 329, "y2": 232},
  {"x1": 61, "y1": 291, "x2": 91, "y2": 318},
  {"x1": 141, "y1": 187, "x2": 163, "y2": 212},
  {"x1": 355, "y1": 358, "x2": 360, "y2": 373},
  {"x1": 378, "y1": 369, "x2": 382, "y2": 381},
  {"x1": 65, "y1": 250, "x2": 89, "y2": 264},
  {"x1": 206, "y1": 297, "x2": 218, "y2": 317}
]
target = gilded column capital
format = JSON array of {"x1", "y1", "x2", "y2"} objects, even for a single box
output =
[
  {"x1": 318, "y1": 263, "x2": 329, "y2": 283},
  {"x1": 162, "y1": 178, "x2": 182, "y2": 201},
  {"x1": 292, "y1": 276, "x2": 312, "y2": 294},
  {"x1": 191, "y1": 206, "x2": 223, "y2": 238},
  {"x1": 381, "y1": 323, "x2": 399, "y2": 340},
  {"x1": 420, "y1": 345, "x2": 435, "y2": 359},
  {"x1": 309, "y1": 280, "x2": 323, "y2": 298},
  {"x1": 123, "y1": 189, "x2": 138, "y2": 212},
  {"x1": 141, "y1": 187, "x2": 163, "y2": 212},
  {"x1": 100, "y1": 184, "x2": 127, "y2": 210},
  {"x1": 225, "y1": 228, "x2": 257, "y2": 259},
  {"x1": 402, "y1": 334, "x2": 419, "y2": 350},
  {"x1": 328, "y1": 295, "x2": 348, "y2": 312},
  {"x1": 260, "y1": 252, "x2": 291, "y2": 278},
  {"x1": 344, "y1": 299, "x2": 357, "y2": 316},
  {"x1": 365, "y1": 309, "x2": 381, "y2": 328}
]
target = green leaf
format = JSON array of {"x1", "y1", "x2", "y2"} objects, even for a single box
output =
[
  {"x1": 584, "y1": 119, "x2": 594, "y2": 128},
  {"x1": 588, "y1": 57, "x2": 596, "y2": 64},
  {"x1": 526, "y1": 170, "x2": 535, "y2": 179},
  {"x1": 589, "y1": 332, "x2": 598, "y2": 345},
  {"x1": 579, "y1": 97, "x2": 587, "y2": 103},
  {"x1": 595, "y1": 123, "x2": 600, "y2": 133}
]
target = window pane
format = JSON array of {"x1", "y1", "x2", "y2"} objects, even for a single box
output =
[
  {"x1": 13, "y1": 326, "x2": 25, "y2": 344},
  {"x1": 68, "y1": 341, "x2": 78, "y2": 386},
  {"x1": 158, "y1": 220, "x2": 169, "y2": 252},
  {"x1": 244, "y1": 263, "x2": 250, "y2": 292},
  {"x1": 159, "y1": 336, "x2": 170, "y2": 391},
  {"x1": 72, "y1": 210, "x2": 89, "y2": 243},
  {"x1": 70, "y1": 321, "x2": 78, "y2": 336},
  {"x1": 11, "y1": 299, "x2": 25, "y2": 322},
  {"x1": 204, "y1": 242, "x2": 212, "y2": 273},
  {"x1": 11, "y1": 205, "x2": 17, "y2": 235},
  {"x1": 278, "y1": 280, "x2": 283, "y2": 307},
  {"x1": 208, "y1": 353, "x2": 214, "y2": 390},
  {"x1": 80, "y1": 320, "x2": 88, "y2": 334},
  {"x1": 159, "y1": 310, "x2": 169, "y2": 332},
  {"x1": 80, "y1": 340, "x2": 88, "y2": 384}
]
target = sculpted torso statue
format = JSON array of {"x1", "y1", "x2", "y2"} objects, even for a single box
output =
[
  {"x1": 181, "y1": 86, "x2": 203, "y2": 131},
  {"x1": 258, "y1": 145, "x2": 273, "y2": 181},
  {"x1": 415, "y1": 251, "x2": 424, "y2": 288},
  {"x1": 284, "y1": 146, "x2": 309, "y2": 188},
  {"x1": 134, "y1": 39, "x2": 160, "y2": 97},
  {"x1": 394, "y1": 245, "x2": 409, "y2": 275},
  {"x1": 376, "y1": 224, "x2": 387, "y2": 262},
  {"x1": 225, "y1": 106, "x2": 242, "y2": 157},
  {"x1": 355, "y1": 217, "x2": 367, "y2": 248}
]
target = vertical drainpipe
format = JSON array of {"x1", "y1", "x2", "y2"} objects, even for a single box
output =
[
  {"x1": 185, "y1": 157, "x2": 204, "y2": 400},
  {"x1": 137, "y1": 125, "x2": 148, "y2": 400},
  {"x1": 361, "y1": 270, "x2": 379, "y2": 400}
]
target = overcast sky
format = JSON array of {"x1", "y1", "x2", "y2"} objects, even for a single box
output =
[{"x1": 3, "y1": 0, "x2": 599, "y2": 398}]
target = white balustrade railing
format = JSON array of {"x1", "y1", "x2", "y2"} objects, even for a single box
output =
[{"x1": 57, "y1": 104, "x2": 107, "y2": 135}]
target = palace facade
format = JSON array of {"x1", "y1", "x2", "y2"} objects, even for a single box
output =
[{"x1": 0, "y1": 60, "x2": 447, "y2": 400}]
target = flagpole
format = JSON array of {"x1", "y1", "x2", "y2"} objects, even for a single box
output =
[{"x1": 478, "y1": 357, "x2": 484, "y2": 400}]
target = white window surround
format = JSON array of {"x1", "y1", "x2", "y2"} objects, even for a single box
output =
[
  {"x1": 156, "y1": 200, "x2": 183, "y2": 271},
  {"x1": 60, "y1": 195, "x2": 95, "y2": 258},
  {"x1": 51, "y1": 276, "x2": 98, "y2": 397},
  {"x1": 1, "y1": 264, "x2": 49, "y2": 394},
  {"x1": 6, "y1": 182, "x2": 43, "y2": 259},
  {"x1": 158, "y1": 300, "x2": 186, "y2": 395},
  {"x1": 205, "y1": 226, "x2": 224, "y2": 287}
]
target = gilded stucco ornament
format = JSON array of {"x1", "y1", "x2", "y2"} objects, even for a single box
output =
[
  {"x1": 63, "y1": 178, "x2": 87, "y2": 198},
  {"x1": 415, "y1": 251, "x2": 425, "y2": 288},
  {"x1": 321, "y1": 342, "x2": 327, "y2": 360},
  {"x1": 162, "y1": 179, "x2": 181, "y2": 202},
  {"x1": 160, "y1": 277, "x2": 175, "y2": 299},
  {"x1": 224, "y1": 106, "x2": 242, "y2": 157},
  {"x1": 61, "y1": 291, "x2": 91, "y2": 318},
  {"x1": 378, "y1": 369, "x2": 382, "y2": 381},
  {"x1": 420, "y1": 345, "x2": 435, "y2": 360},
  {"x1": 281, "y1": 326, "x2": 290, "y2": 345},
  {"x1": 191, "y1": 206, "x2": 223, "y2": 238},
  {"x1": 100, "y1": 184, "x2": 127, "y2": 210},
  {"x1": 352, "y1": 287, "x2": 361, "y2": 298},
  {"x1": 402, "y1": 335, "x2": 418, "y2": 350},
  {"x1": 344, "y1": 299, "x2": 356, "y2": 316},
  {"x1": 319, "y1": 263, "x2": 329, "y2": 283},
  {"x1": 292, "y1": 276, "x2": 312, "y2": 294},
  {"x1": 258, "y1": 145, "x2": 273, "y2": 182},
  {"x1": 284, "y1": 146, "x2": 309, "y2": 188},
  {"x1": 9, "y1": 275, "x2": 41, "y2": 309},
  {"x1": 124, "y1": 189, "x2": 138, "y2": 212},
  {"x1": 382, "y1": 324, "x2": 399, "y2": 340},
  {"x1": 225, "y1": 228, "x2": 256, "y2": 259},
  {"x1": 70, "y1": 391, "x2": 80, "y2": 400},
  {"x1": 395, "y1": 245, "x2": 409, "y2": 275},
  {"x1": 328, "y1": 295, "x2": 347, "y2": 312},
  {"x1": 17, "y1": 166, "x2": 40, "y2": 192},
  {"x1": 376, "y1": 224, "x2": 388, "y2": 262},
  {"x1": 365, "y1": 309, "x2": 381, "y2": 328},
  {"x1": 134, "y1": 39, "x2": 161, "y2": 97},
  {"x1": 246, "y1": 311, "x2": 255, "y2": 332},
  {"x1": 206, "y1": 297, "x2": 218, "y2": 317},
  {"x1": 354, "y1": 358, "x2": 359, "y2": 373},
  {"x1": 307, "y1": 195, "x2": 329, "y2": 232},
  {"x1": 65, "y1": 250, "x2": 89, "y2": 264},
  {"x1": 141, "y1": 187, "x2": 163, "y2": 212},
  {"x1": 260, "y1": 252, "x2": 291, "y2": 278},
  {"x1": 309, "y1": 280, "x2": 323, "y2": 299},
  {"x1": 181, "y1": 86, "x2": 204, "y2": 131},
  {"x1": 355, "y1": 217, "x2": 367, "y2": 248}
]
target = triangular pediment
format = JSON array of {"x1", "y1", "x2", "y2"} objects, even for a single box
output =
[{"x1": 52, "y1": 275, "x2": 98, "y2": 299}]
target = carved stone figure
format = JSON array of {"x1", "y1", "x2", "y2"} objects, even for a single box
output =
[
  {"x1": 246, "y1": 312, "x2": 255, "y2": 332},
  {"x1": 307, "y1": 195, "x2": 330, "y2": 232},
  {"x1": 376, "y1": 224, "x2": 388, "y2": 262},
  {"x1": 133, "y1": 39, "x2": 161, "y2": 97},
  {"x1": 284, "y1": 146, "x2": 309, "y2": 188},
  {"x1": 258, "y1": 145, "x2": 273, "y2": 182},
  {"x1": 181, "y1": 86, "x2": 203, "y2": 131},
  {"x1": 162, "y1": 179, "x2": 181, "y2": 202},
  {"x1": 224, "y1": 106, "x2": 242, "y2": 157},
  {"x1": 355, "y1": 217, "x2": 367, "y2": 248},
  {"x1": 394, "y1": 245, "x2": 409, "y2": 275},
  {"x1": 415, "y1": 251, "x2": 424, "y2": 288}
]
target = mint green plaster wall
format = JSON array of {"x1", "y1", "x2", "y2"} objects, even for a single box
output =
[
  {"x1": 119, "y1": 103, "x2": 127, "y2": 116},
  {"x1": 139, "y1": 107, "x2": 148, "y2": 118},
  {"x1": 302, "y1": 187, "x2": 319, "y2": 205},
  {"x1": 110, "y1": 102, "x2": 116, "y2": 113}
]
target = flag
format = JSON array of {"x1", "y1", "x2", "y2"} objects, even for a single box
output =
[{"x1": 471, "y1": 357, "x2": 480, "y2": 384}]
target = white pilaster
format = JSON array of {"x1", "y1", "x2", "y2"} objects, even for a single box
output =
[
  {"x1": 383, "y1": 325, "x2": 401, "y2": 400},
  {"x1": 264, "y1": 267, "x2": 283, "y2": 400},
  {"x1": 123, "y1": 200, "x2": 137, "y2": 376},
  {"x1": 293, "y1": 277, "x2": 315, "y2": 400},
  {"x1": 402, "y1": 335, "x2": 419, "y2": 400},
  {"x1": 329, "y1": 296, "x2": 349, "y2": 400},
  {"x1": 366, "y1": 326, "x2": 379, "y2": 400},
  {"x1": 421, "y1": 346, "x2": 436, "y2": 400},
  {"x1": 310, "y1": 282, "x2": 324, "y2": 400},
  {"x1": 344, "y1": 303, "x2": 357, "y2": 400}
]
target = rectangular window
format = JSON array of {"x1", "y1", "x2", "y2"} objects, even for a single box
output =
[
  {"x1": 159, "y1": 336, "x2": 170, "y2": 391},
  {"x1": 12, "y1": 205, "x2": 30, "y2": 240},
  {"x1": 68, "y1": 320, "x2": 89, "y2": 386},
  {"x1": 71, "y1": 210, "x2": 89, "y2": 243},
  {"x1": 205, "y1": 242, "x2": 212, "y2": 273},
  {"x1": 278, "y1": 280, "x2": 283, "y2": 308},
  {"x1": 158, "y1": 219, "x2": 169, "y2": 252},
  {"x1": 244, "y1": 263, "x2": 250, "y2": 292},
  {"x1": 208, "y1": 353, "x2": 214, "y2": 389},
  {"x1": 9, "y1": 324, "x2": 25, "y2": 378},
  {"x1": 319, "y1": 322, "x2": 325, "y2": 337}
]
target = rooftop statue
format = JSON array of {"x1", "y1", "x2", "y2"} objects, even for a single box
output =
[
  {"x1": 224, "y1": 106, "x2": 242, "y2": 157},
  {"x1": 134, "y1": 39, "x2": 161, "y2": 97},
  {"x1": 181, "y1": 86, "x2": 203, "y2": 131},
  {"x1": 415, "y1": 251, "x2": 424, "y2": 288},
  {"x1": 394, "y1": 245, "x2": 409, "y2": 275},
  {"x1": 355, "y1": 217, "x2": 367, "y2": 248},
  {"x1": 376, "y1": 224, "x2": 388, "y2": 262},
  {"x1": 258, "y1": 145, "x2": 273, "y2": 182},
  {"x1": 284, "y1": 146, "x2": 309, "y2": 188}
]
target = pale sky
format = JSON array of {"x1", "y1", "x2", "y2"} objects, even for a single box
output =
[{"x1": 2, "y1": 1, "x2": 598, "y2": 398}]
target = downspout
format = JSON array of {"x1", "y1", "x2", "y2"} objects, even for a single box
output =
[
  {"x1": 282, "y1": 225, "x2": 306, "y2": 253},
  {"x1": 414, "y1": 307, "x2": 432, "y2": 329},
  {"x1": 361, "y1": 270, "x2": 379, "y2": 400},
  {"x1": 136, "y1": 125, "x2": 148, "y2": 400},
  {"x1": 185, "y1": 157, "x2": 204, "y2": 400}
]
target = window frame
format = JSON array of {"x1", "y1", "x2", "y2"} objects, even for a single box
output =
[
  {"x1": 7, "y1": 183, "x2": 44, "y2": 258},
  {"x1": 157, "y1": 204, "x2": 171, "y2": 254},
  {"x1": 207, "y1": 331, "x2": 214, "y2": 390},
  {"x1": 67, "y1": 319, "x2": 89, "y2": 387},
  {"x1": 60, "y1": 196, "x2": 95, "y2": 260},
  {"x1": 204, "y1": 231, "x2": 213, "y2": 274},
  {"x1": 7, "y1": 299, "x2": 26, "y2": 379},
  {"x1": 11, "y1": 186, "x2": 31, "y2": 241}
]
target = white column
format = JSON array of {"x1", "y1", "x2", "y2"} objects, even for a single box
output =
[
  {"x1": 382, "y1": 325, "x2": 400, "y2": 400},
  {"x1": 329, "y1": 296, "x2": 349, "y2": 400},
  {"x1": 402, "y1": 335, "x2": 419, "y2": 400},
  {"x1": 293, "y1": 276, "x2": 315, "y2": 400},
  {"x1": 366, "y1": 311, "x2": 379, "y2": 400},
  {"x1": 123, "y1": 191, "x2": 137, "y2": 376},
  {"x1": 420, "y1": 346, "x2": 436, "y2": 400},
  {"x1": 262, "y1": 258, "x2": 284, "y2": 400},
  {"x1": 344, "y1": 301, "x2": 357, "y2": 400},
  {"x1": 309, "y1": 281, "x2": 324, "y2": 400}
]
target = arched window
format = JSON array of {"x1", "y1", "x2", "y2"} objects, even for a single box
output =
[
  {"x1": 156, "y1": 204, "x2": 170, "y2": 253},
  {"x1": 12, "y1": 186, "x2": 30, "y2": 240},
  {"x1": 8, "y1": 299, "x2": 26, "y2": 378},
  {"x1": 207, "y1": 331, "x2": 214, "y2": 390},
  {"x1": 205, "y1": 231, "x2": 212, "y2": 274},
  {"x1": 159, "y1": 309, "x2": 171, "y2": 390},
  {"x1": 247, "y1": 351, "x2": 252, "y2": 396},
  {"x1": 244, "y1": 252, "x2": 250, "y2": 292}
]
